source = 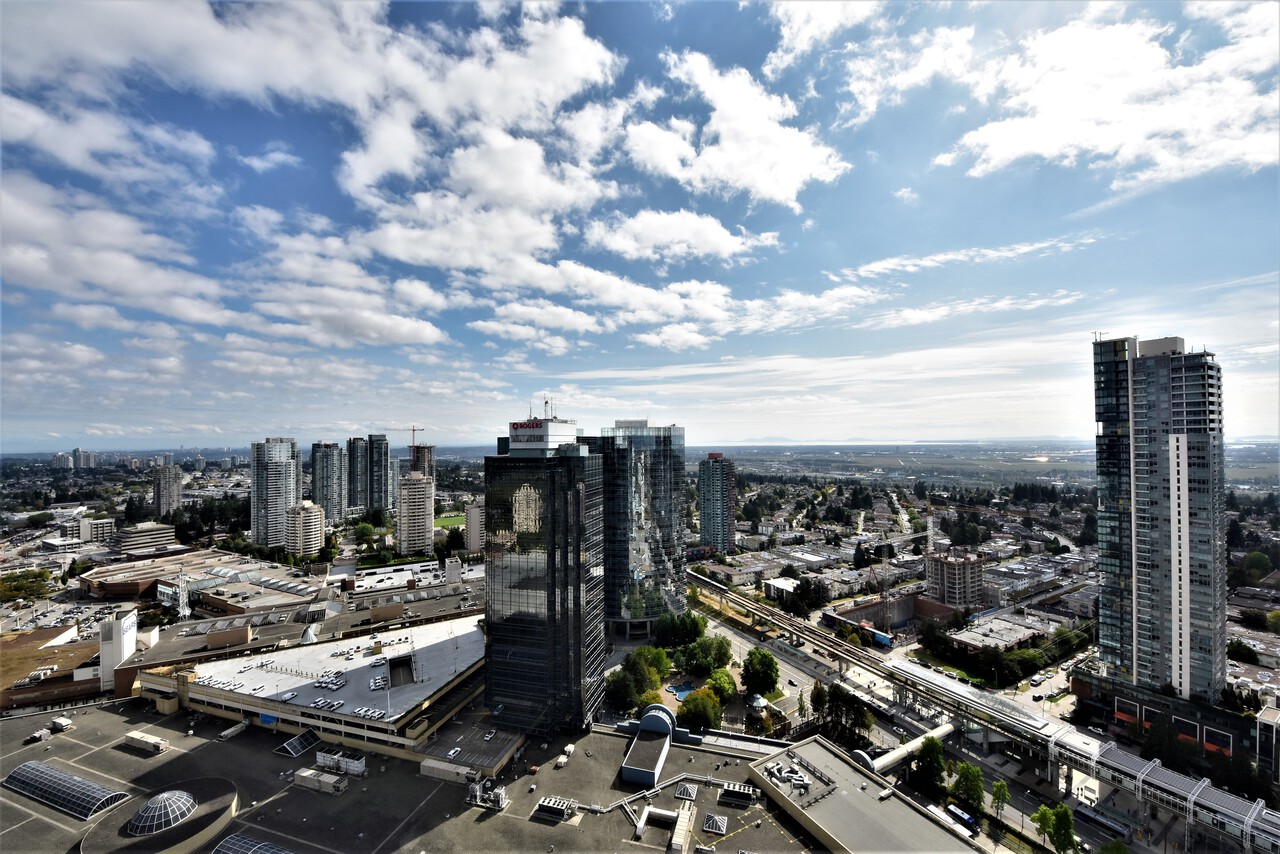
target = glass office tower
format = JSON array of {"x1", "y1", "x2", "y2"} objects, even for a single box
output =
[
  {"x1": 484, "y1": 416, "x2": 605, "y2": 736},
  {"x1": 1094, "y1": 336, "x2": 1226, "y2": 702},
  {"x1": 583, "y1": 420, "x2": 687, "y2": 639}
]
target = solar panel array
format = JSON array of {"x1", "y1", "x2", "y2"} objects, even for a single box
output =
[
  {"x1": 274, "y1": 728, "x2": 320, "y2": 757},
  {"x1": 126, "y1": 790, "x2": 197, "y2": 836},
  {"x1": 2, "y1": 761, "x2": 129, "y2": 820},
  {"x1": 212, "y1": 832, "x2": 296, "y2": 854}
]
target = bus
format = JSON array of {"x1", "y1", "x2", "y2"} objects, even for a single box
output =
[
  {"x1": 1076, "y1": 804, "x2": 1134, "y2": 842},
  {"x1": 946, "y1": 804, "x2": 978, "y2": 831}
]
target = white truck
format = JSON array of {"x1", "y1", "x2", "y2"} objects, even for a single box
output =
[{"x1": 125, "y1": 731, "x2": 170, "y2": 754}]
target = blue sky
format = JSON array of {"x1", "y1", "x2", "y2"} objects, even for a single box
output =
[{"x1": 2, "y1": 1, "x2": 1277, "y2": 452}]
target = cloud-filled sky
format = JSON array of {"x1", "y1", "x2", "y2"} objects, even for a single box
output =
[{"x1": 2, "y1": 0, "x2": 1277, "y2": 452}]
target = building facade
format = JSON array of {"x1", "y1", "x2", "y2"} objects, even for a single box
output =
[
  {"x1": 409, "y1": 444, "x2": 436, "y2": 479},
  {"x1": 310, "y1": 442, "x2": 348, "y2": 524},
  {"x1": 346, "y1": 436, "x2": 369, "y2": 510},
  {"x1": 152, "y1": 465, "x2": 184, "y2": 518},
  {"x1": 396, "y1": 471, "x2": 435, "y2": 556},
  {"x1": 368, "y1": 434, "x2": 394, "y2": 511},
  {"x1": 484, "y1": 416, "x2": 605, "y2": 737},
  {"x1": 465, "y1": 500, "x2": 485, "y2": 552},
  {"x1": 1094, "y1": 336, "x2": 1226, "y2": 702},
  {"x1": 698, "y1": 452, "x2": 736, "y2": 555},
  {"x1": 285, "y1": 501, "x2": 325, "y2": 558},
  {"x1": 583, "y1": 420, "x2": 687, "y2": 639},
  {"x1": 925, "y1": 551, "x2": 986, "y2": 609},
  {"x1": 250, "y1": 437, "x2": 302, "y2": 549}
]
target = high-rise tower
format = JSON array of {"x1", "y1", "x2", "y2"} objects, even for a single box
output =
[
  {"x1": 368, "y1": 434, "x2": 394, "y2": 511},
  {"x1": 583, "y1": 420, "x2": 687, "y2": 639},
  {"x1": 697, "y1": 452, "x2": 737, "y2": 555},
  {"x1": 152, "y1": 465, "x2": 184, "y2": 518},
  {"x1": 250, "y1": 437, "x2": 302, "y2": 548},
  {"x1": 346, "y1": 436, "x2": 369, "y2": 510},
  {"x1": 484, "y1": 415, "x2": 605, "y2": 736},
  {"x1": 310, "y1": 442, "x2": 348, "y2": 524},
  {"x1": 1094, "y1": 336, "x2": 1226, "y2": 702},
  {"x1": 397, "y1": 471, "x2": 435, "y2": 556}
]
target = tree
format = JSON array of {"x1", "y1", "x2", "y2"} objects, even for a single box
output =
[
  {"x1": 444, "y1": 527, "x2": 465, "y2": 551},
  {"x1": 1030, "y1": 804, "x2": 1055, "y2": 845},
  {"x1": 741, "y1": 647, "x2": 779, "y2": 696},
  {"x1": 911, "y1": 736, "x2": 946, "y2": 795},
  {"x1": 950, "y1": 762, "x2": 986, "y2": 813},
  {"x1": 705, "y1": 668, "x2": 737, "y2": 705},
  {"x1": 1228, "y1": 638, "x2": 1260, "y2": 665},
  {"x1": 604, "y1": 670, "x2": 637, "y2": 711},
  {"x1": 1048, "y1": 803, "x2": 1076, "y2": 854},
  {"x1": 354, "y1": 523, "x2": 377, "y2": 548},
  {"x1": 990, "y1": 780, "x2": 1010, "y2": 823},
  {"x1": 810, "y1": 679, "x2": 828, "y2": 720},
  {"x1": 632, "y1": 646, "x2": 672, "y2": 678},
  {"x1": 797, "y1": 690, "x2": 807, "y2": 720},
  {"x1": 676, "y1": 687, "x2": 722, "y2": 731}
]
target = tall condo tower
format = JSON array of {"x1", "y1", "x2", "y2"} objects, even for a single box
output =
[
  {"x1": 346, "y1": 436, "x2": 369, "y2": 510},
  {"x1": 152, "y1": 465, "x2": 184, "y2": 518},
  {"x1": 310, "y1": 442, "x2": 348, "y2": 524},
  {"x1": 1094, "y1": 336, "x2": 1226, "y2": 702},
  {"x1": 484, "y1": 414, "x2": 605, "y2": 736},
  {"x1": 250, "y1": 437, "x2": 302, "y2": 548},
  {"x1": 368, "y1": 434, "x2": 394, "y2": 510},
  {"x1": 697, "y1": 452, "x2": 737, "y2": 555},
  {"x1": 396, "y1": 471, "x2": 435, "y2": 556},
  {"x1": 583, "y1": 420, "x2": 687, "y2": 639}
]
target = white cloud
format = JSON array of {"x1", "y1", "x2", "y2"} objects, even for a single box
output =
[
  {"x1": 892, "y1": 187, "x2": 918, "y2": 203},
  {"x1": 392, "y1": 278, "x2": 450, "y2": 312},
  {"x1": 764, "y1": 1, "x2": 883, "y2": 79},
  {"x1": 939, "y1": 7, "x2": 1280, "y2": 191},
  {"x1": 857, "y1": 291, "x2": 1086, "y2": 329},
  {"x1": 626, "y1": 51, "x2": 850, "y2": 212},
  {"x1": 831, "y1": 234, "x2": 1100, "y2": 282},
  {"x1": 843, "y1": 26, "x2": 980, "y2": 127},
  {"x1": 585, "y1": 209, "x2": 778, "y2": 263},
  {"x1": 632, "y1": 322, "x2": 717, "y2": 351},
  {"x1": 48, "y1": 302, "x2": 138, "y2": 332},
  {"x1": 235, "y1": 140, "x2": 303, "y2": 173}
]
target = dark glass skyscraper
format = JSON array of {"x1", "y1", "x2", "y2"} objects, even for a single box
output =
[
  {"x1": 346, "y1": 436, "x2": 368, "y2": 509},
  {"x1": 368, "y1": 433, "x2": 393, "y2": 510},
  {"x1": 1094, "y1": 336, "x2": 1226, "y2": 702},
  {"x1": 310, "y1": 442, "x2": 347, "y2": 524},
  {"x1": 584, "y1": 420, "x2": 686, "y2": 639},
  {"x1": 484, "y1": 415, "x2": 605, "y2": 736}
]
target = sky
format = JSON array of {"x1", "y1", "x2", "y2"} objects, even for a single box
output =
[{"x1": 2, "y1": 1, "x2": 1277, "y2": 453}]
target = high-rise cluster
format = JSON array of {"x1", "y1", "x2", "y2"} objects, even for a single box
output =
[
  {"x1": 345, "y1": 434, "x2": 396, "y2": 513},
  {"x1": 310, "y1": 442, "x2": 348, "y2": 525},
  {"x1": 1094, "y1": 336, "x2": 1226, "y2": 703}
]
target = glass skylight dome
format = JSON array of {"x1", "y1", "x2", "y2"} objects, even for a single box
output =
[{"x1": 126, "y1": 789, "x2": 197, "y2": 835}]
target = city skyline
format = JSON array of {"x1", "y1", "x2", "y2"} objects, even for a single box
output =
[{"x1": 2, "y1": 2, "x2": 1277, "y2": 453}]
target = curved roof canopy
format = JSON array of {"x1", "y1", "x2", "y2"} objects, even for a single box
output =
[{"x1": 2, "y1": 761, "x2": 129, "y2": 820}]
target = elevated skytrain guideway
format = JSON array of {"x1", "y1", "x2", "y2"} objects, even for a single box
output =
[{"x1": 692, "y1": 570, "x2": 1280, "y2": 853}]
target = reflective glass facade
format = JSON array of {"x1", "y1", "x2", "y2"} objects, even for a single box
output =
[
  {"x1": 584, "y1": 421, "x2": 687, "y2": 638},
  {"x1": 485, "y1": 419, "x2": 605, "y2": 736},
  {"x1": 1094, "y1": 337, "x2": 1225, "y2": 702}
]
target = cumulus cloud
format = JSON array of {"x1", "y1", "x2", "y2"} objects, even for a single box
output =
[
  {"x1": 632, "y1": 322, "x2": 718, "y2": 351},
  {"x1": 893, "y1": 187, "x2": 918, "y2": 203},
  {"x1": 235, "y1": 140, "x2": 303, "y2": 173},
  {"x1": 764, "y1": 1, "x2": 883, "y2": 79},
  {"x1": 584, "y1": 209, "x2": 778, "y2": 263},
  {"x1": 625, "y1": 51, "x2": 850, "y2": 212}
]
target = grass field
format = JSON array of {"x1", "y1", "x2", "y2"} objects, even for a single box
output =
[{"x1": 436, "y1": 514, "x2": 465, "y2": 528}]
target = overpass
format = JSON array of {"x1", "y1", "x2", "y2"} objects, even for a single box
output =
[{"x1": 693, "y1": 571, "x2": 1280, "y2": 853}]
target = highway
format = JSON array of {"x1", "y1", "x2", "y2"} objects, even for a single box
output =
[{"x1": 691, "y1": 570, "x2": 1280, "y2": 854}]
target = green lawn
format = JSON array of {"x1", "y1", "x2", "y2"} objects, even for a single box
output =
[{"x1": 436, "y1": 514, "x2": 465, "y2": 528}]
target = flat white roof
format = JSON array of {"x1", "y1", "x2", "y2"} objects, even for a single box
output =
[{"x1": 187, "y1": 616, "x2": 483, "y2": 722}]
